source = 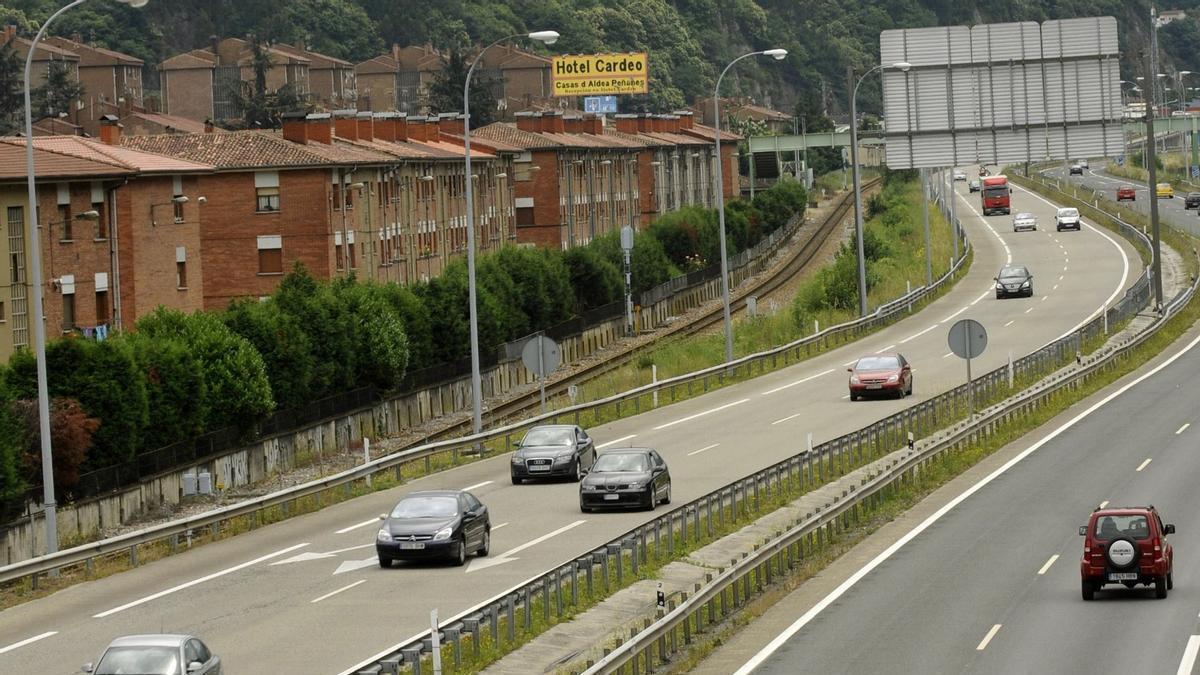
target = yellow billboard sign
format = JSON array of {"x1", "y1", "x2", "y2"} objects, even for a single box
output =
[{"x1": 551, "y1": 53, "x2": 648, "y2": 97}]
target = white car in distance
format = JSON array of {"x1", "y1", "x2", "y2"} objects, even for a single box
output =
[
  {"x1": 1055, "y1": 207, "x2": 1082, "y2": 231},
  {"x1": 1013, "y1": 212, "x2": 1037, "y2": 232}
]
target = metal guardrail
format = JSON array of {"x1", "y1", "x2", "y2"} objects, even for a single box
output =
[
  {"x1": 0, "y1": 185, "x2": 964, "y2": 590},
  {"x1": 583, "y1": 247, "x2": 1191, "y2": 675}
]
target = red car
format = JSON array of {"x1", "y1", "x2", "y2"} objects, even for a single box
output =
[
  {"x1": 847, "y1": 353, "x2": 912, "y2": 400},
  {"x1": 1080, "y1": 505, "x2": 1175, "y2": 600},
  {"x1": 1116, "y1": 186, "x2": 1136, "y2": 201}
]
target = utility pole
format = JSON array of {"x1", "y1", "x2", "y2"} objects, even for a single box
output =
[{"x1": 1147, "y1": 7, "x2": 1165, "y2": 310}]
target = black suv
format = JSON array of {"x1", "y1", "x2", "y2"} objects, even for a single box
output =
[{"x1": 1185, "y1": 192, "x2": 1200, "y2": 209}]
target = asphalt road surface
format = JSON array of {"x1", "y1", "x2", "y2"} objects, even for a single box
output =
[
  {"x1": 734, "y1": 316, "x2": 1200, "y2": 675},
  {"x1": 0, "y1": 173, "x2": 1143, "y2": 674},
  {"x1": 1045, "y1": 162, "x2": 1200, "y2": 238}
]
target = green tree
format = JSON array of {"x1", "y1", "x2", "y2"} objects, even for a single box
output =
[
  {"x1": 0, "y1": 367, "x2": 27, "y2": 512},
  {"x1": 425, "y1": 44, "x2": 498, "y2": 128},
  {"x1": 331, "y1": 278, "x2": 411, "y2": 390},
  {"x1": 562, "y1": 246, "x2": 623, "y2": 312},
  {"x1": 0, "y1": 42, "x2": 23, "y2": 136},
  {"x1": 271, "y1": 266, "x2": 359, "y2": 398},
  {"x1": 226, "y1": 34, "x2": 309, "y2": 129},
  {"x1": 32, "y1": 60, "x2": 83, "y2": 120},
  {"x1": 370, "y1": 282, "x2": 435, "y2": 372},
  {"x1": 125, "y1": 333, "x2": 207, "y2": 451},
  {"x1": 416, "y1": 260, "x2": 508, "y2": 364},
  {"x1": 222, "y1": 298, "x2": 315, "y2": 411}
]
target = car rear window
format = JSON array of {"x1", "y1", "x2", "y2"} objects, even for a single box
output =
[
  {"x1": 593, "y1": 453, "x2": 648, "y2": 472},
  {"x1": 1093, "y1": 514, "x2": 1150, "y2": 540},
  {"x1": 855, "y1": 356, "x2": 899, "y2": 370},
  {"x1": 521, "y1": 427, "x2": 574, "y2": 446}
]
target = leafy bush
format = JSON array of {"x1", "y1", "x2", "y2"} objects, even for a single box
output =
[
  {"x1": 223, "y1": 298, "x2": 314, "y2": 411},
  {"x1": 11, "y1": 397, "x2": 98, "y2": 495},
  {"x1": 272, "y1": 267, "x2": 359, "y2": 398},
  {"x1": 332, "y1": 279, "x2": 410, "y2": 390},
  {"x1": 563, "y1": 246, "x2": 623, "y2": 312},
  {"x1": 125, "y1": 332, "x2": 207, "y2": 451}
]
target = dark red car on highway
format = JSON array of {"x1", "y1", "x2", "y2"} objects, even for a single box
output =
[
  {"x1": 1116, "y1": 186, "x2": 1136, "y2": 202},
  {"x1": 1080, "y1": 505, "x2": 1174, "y2": 600},
  {"x1": 847, "y1": 353, "x2": 912, "y2": 400}
]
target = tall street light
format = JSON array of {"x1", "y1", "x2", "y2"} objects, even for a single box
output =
[
  {"x1": 22, "y1": 0, "x2": 149, "y2": 558},
  {"x1": 712, "y1": 48, "x2": 787, "y2": 363},
  {"x1": 463, "y1": 30, "x2": 559, "y2": 436},
  {"x1": 849, "y1": 61, "x2": 911, "y2": 316}
]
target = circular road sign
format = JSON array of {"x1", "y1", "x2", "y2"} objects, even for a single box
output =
[
  {"x1": 521, "y1": 335, "x2": 561, "y2": 378},
  {"x1": 947, "y1": 318, "x2": 987, "y2": 360}
]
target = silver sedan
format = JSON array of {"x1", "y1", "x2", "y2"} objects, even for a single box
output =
[
  {"x1": 1012, "y1": 212, "x2": 1037, "y2": 232},
  {"x1": 84, "y1": 634, "x2": 221, "y2": 674}
]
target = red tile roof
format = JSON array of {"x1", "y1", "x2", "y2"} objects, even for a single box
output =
[
  {"x1": 473, "y1": 123, "x2": 562, "y2": 150},
  {"x1": 122, "y1": 130, "x2": 392, "y2": 169},
  {"x1": 128, "y1": 112, "x2": 211, "y2": 135},
  {"x1": 0, "y1": 138, "x2": 134, "y2": 180}
]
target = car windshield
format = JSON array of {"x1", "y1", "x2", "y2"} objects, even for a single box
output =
[
  {"x1": 855, "y1": 356, "x2": 899, "y2": 370},
  {"x1": 96, "y1": 646, "x2": 179, "y2": 675},
  {"x1": 1057, "y1": 208, "x2": 1079, "y2": 218},
  {"x1": 1190, "y1": 193, "x2": 1200, "y2": 198},
  {"x1": 521, "y1": 428, "x2": 574, "y2": 446},
  {"x1": 593, "y1": 453, "x2": 649, "y2": 472},
  {"x1": 999, "y1": 267, "x2": 1028, "y2": 279},
  {"x1": 1093, "y1": 514, "x2": 1150, "y2": 540},
  {"x1": 390, "y1": 496, "x2": 458, "y2": 518},
  {"x1": 1015, "y1": 213, "x2": 1034, "y2": 220}
]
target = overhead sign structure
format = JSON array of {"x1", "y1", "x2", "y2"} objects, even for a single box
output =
[
  {"x1": 881, "y1": 17, "x2": 1124, "y2": 168},
  {"x1": 552, "y1": 53, "x2": 648, "y2": 97},
  {"x1": 584, "y1": 95, "x2": 619, "y2": 114}
]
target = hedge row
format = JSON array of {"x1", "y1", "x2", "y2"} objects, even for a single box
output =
[{"x1": 0, "y1": 178, "x2": 806, "y2": 504}]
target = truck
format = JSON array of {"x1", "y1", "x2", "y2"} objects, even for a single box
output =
[{"x1": 981, "y1": 175, "x2": 1011, "y2": 215}]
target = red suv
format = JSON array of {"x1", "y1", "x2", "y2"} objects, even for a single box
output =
[
  {"x1": 1079, "y1": 506, "x2": 1175, "y2": 600},
  {"x1": 1116, "y1": 186, "x2": 1136, "y2": 202}
]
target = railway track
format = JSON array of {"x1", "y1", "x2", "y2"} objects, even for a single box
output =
[{"x1": 423, "y1": 179, "x2": 879, "y2": 441}]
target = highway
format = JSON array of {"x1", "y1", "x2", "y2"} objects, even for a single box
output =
[
  {"x1": 0, "y1": 174, "x2": 1142, "y2": 674},
  {"x1": 730, "y1": 315, "x2": 1200, "y2": 675},
  {"x1": 1045, "y1": 162, "x2": 1200, "y2": 238}
]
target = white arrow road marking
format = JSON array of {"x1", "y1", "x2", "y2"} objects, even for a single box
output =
[
  {"x1": 467, "y1": 520, "x2": 587, "y2": 573},
  {"x1": 653, "y1": 399, "x2": 749, "y2": 430},
  {"x1": 312, "y1": 579, "x2": 367, "y2": 603},
  {"x1": 272, "y1": 543, "x2": 375, "y2": 565},
  {"x1": 334, "y1": 557, "x2": 381, "y2": 575},
  {"x1": 335, "y1": 518, "x2": 379, "y2": 535},
  {"x1": 94, "y1": 543, "x2": 309, "y2": 618},
  {"x1": 0, "y1": 631, "x2": 57, "y2": 654},
  {"x1": 597, "y1": 435, "x2": 637, "y2": 449},
  {"x1": 761, "y1": 369, "x2": 835, "y2": 396}
]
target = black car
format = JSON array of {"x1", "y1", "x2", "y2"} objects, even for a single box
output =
[
  {"x1": 580, "y1": 449, "x2": 671, "y2": 512},
  {"x1": 376, "y1": 490, "x2": 490, "y2": 567},
  {"x1": 510, "y1": 424, "x2": 596, "y2": 483},
  {"x1": 995, "y1": 264, "x2": 1033, "y2": 298},
  {"x1": 1185, "y1": 192, "x2": 1200, "y2": 209},
  {"x1": 1069, "y1": 164, "x2": 1084, "y2": 175}
]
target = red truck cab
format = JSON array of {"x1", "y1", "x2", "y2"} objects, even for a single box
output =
[
  {"x1": 1080, "y1": 505, "x2": 1175, "y2": 600},
  {"x1": 981, "y1": 175, "x2": 1011, "y2": 215}
]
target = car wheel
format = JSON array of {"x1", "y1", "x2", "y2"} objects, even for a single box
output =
[
  {"x1": 662, "y1": 482, "x2": 671, "y2": 504},
  {"x1": 906, "y1": 379, "x2": 913, "y2": 396},
  {"x1": 1168, "y1": 571, "x2": 1174, "y2": 590},
  {"x1": 580, "y1": 497, "x2": 591, "y2": 513},
  {"x1": 477, "y1": 529, "x2": 490, "y2": 557},
  {"x1": 453, "y1": 538, "x2": 467, "y2": 567},
  {"x1": 647, "y1": 485, "x2": 658, "y2": 511},
  {"x1": 1081, "y1": 579, "x2": 1094, "y2": 601},
  {"x1": 511, "y1": 473, "x2": 522, "y2": 485},
  {"x1": 573, "y1": 460, "x2": 583, "y2": 483},
  {"x1": 849, "y1": 391, "x2": 858, "y2": 401},
  {"x1": 378, "y1": 554, "x2": 392, "y2": 569},
  {"x1": 1155, "y1": 575, "x2": 1169, "y2": 599}
]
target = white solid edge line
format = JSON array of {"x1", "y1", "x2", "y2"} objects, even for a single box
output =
[
  {"x1": 733, "y1": 328, "x2": 1200, "y2": 675},
  {"x1": 0, "y1": 631, "x2": 57, "y2": 654},
  {"x1": 1136, "y1": 458, "x2": 1153, "y2": 472},
  {"x1": 1176, "y1": 423, "x2": 1190, "y2": 435},
  {"x1": 771, "y1": 413, "x2": 804, "y2": 426},
  {"x1": 1037, "y1": 554, "x2": 1059, "y2": 575},
  {"x1": 899, "y1": 324, "x2": 939, "y2": 344},
  {"x1": 1177, "y1": 635, "x2": 1200, "y2": 675},
  {"x1": 335, "y1": 518, "x2": 380, "y2": 535},
  {"x1": 761, "y1": 369, "x2": 837, "y2": 396},
  {"x1": 311, "y1": 579, "x2": 367, "y2": 604},
  {"x1": 462, "y1": 480, "x2": 493, "y2": 492},
  {"x1": 93, "y1": 542, "x2": 309, "y2": 618},
  {"x1": 976, "y1": 624, "x2": 1003, "y2": 651},
  {"x1": 688, "y1": 443, "x2": 721, "y2": 457},
  {"x1": 597, "y1": 434, "x2": 637, "y2": 449},
  {"x1": 653, "y1": 398, "x2": 750, "y2": 430}
]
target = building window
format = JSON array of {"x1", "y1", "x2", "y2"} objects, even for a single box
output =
[
  {"x1": 255, "y1": 171, "x2": 281, "y2": 212},
  {"x1": 177, "y1": 261, "x2": 187, "y2": 288},
  {"x1": 58, "y1": 204, "x2": 72, "y2": 240},
  {"x1": 96, "y1": 290, "x2": 109, "y2": 324},
  {"x1": 0, "y1": 300, "x2": 5, "y2": 321},
  {"x1": 173, "y1": 200, "x2": 184, "y2": 223},
  {"x1": 94, "y1": 201, "x2": 109, "y2": 239},
  {"x1": 62, "y1": 293, "x2": 75, "y2": 331},
  {"x1": 9, "y1": 253, "x2": 18, "y2": 284},
  {"x1": 257, "y1": 235, "x2": 283, "y2": 274}
]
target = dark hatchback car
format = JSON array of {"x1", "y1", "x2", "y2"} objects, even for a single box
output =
[
  {"x1": 995, "y1": 264, "x2": 1033, "y2": 298},
  {"x1": 579, "y1": 449, "x2": 671, "y2": 512},
  {"x1": 848, "y1": 353, "x2": 913, "y2": 400},
  {"x1": 510, "y1": 424, "x2": 596, "y2": 483},
  {"x1": 1185, "y1": 192, "x2": 1200, "y2": 209},
  {"x1": 376, "y1": 490, "x2": 490, "y2": 567}
]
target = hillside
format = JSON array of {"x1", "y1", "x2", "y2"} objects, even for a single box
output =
[{"x1": 2, "y1": 0, "x2": 1199, "y2": 119}]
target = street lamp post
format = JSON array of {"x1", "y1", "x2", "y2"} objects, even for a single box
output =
[
  {"x1": 462, "y1": 30, "x2": 559, "y2": 437},
  {"x1": 849, "y1": 61, "x2": 911, "y2": 316},
  {"x1": 712, "y1": 48, "x2": 788, "y2": 363},
  {"x1": 22, "y1": 0, "x2": 149, "y2": 559}
]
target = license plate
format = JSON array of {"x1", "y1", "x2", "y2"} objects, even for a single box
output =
[
  {"x1": 399, "y1": 542, "x2": 425, "y2": 550},
  {"x1": 866, "y1": 384, "x2": 882, "y2": 390},
  {"x1": 604, "y1": 493, "x2": 620, "y2": 501},
  {"x1": 529, "y1": 465, "x2": 550, "y2": 472},
  {"x1": 1109, "y1": 572, "x2": 1137, "y2": 581}
]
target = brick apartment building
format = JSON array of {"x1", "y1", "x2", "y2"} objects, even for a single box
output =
[
  {"x1": 43, "y1": 35, "x2": 145, "y2": 136},
  {"x1": 0, "y1": 25, "x2": 80, "y2": 105},
  {"x1": 0, "y1": 126, "x2": 210, "y2": 360}
]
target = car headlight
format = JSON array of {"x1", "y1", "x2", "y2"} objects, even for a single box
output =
[
  {"x1": 1021, "y1": 280, "x2": 1031, "y2": 287},
  {"x1": 377, "y1": 528, "x2": 393, "y2": 542},
  {"x1": 887, "y1": 374, "x2": 899, "y2": 383},
  {"x1": 511, "y1": 455, "x2": 523, "y2": 464},
  {"x1": 433, "y1": 526, "x2": 453, "y2": 541},
  {"x1": 628, "y1": 481, "x2": 645, "y2": 489},
  {"x1": 849, "y1": 375, "x2": 860, "y2": 384},
  {"x1": 996, "y1": 281, "x2": 1004, "y2": 288},
  {"x1": 554, "y1": 454, "x2": 573, "y2": 464}
]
